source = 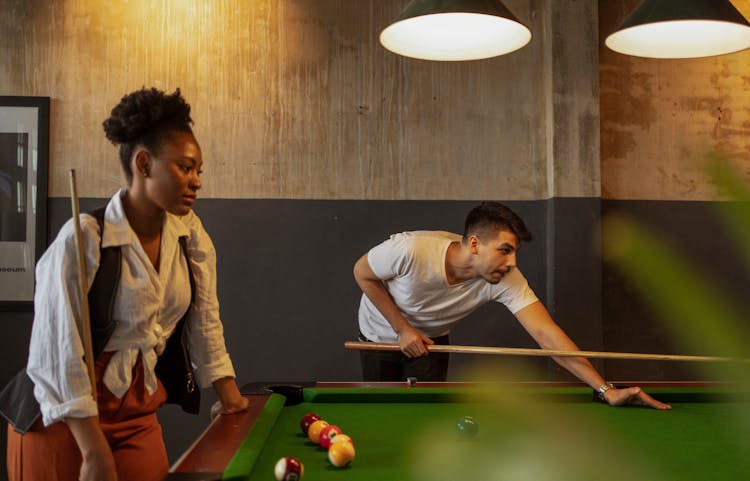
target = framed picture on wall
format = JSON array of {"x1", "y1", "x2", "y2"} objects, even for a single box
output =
[{"x1": 0, "y1": 96, "x2": 49, "y2": 309}]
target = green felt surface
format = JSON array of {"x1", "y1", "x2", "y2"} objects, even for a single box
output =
[{"x1": 221, "y1": 387, "x2": 750, "y2": 481}]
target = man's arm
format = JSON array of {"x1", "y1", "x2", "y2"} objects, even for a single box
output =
[
  {"x1": 514, "y1": 301, "x2": 671, "y2": 410},
  {"x1": 353, "y1": 254, "x2": 433, "y2": 357}
]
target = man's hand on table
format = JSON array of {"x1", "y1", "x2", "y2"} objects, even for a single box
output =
[{"x1": 604, "y1": 386, "x2": 672, "y2": 410}]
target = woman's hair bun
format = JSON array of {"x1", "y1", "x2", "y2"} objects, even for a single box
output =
[{"x1": 102, "y1": 87, "x2": 192, "y2": 145}]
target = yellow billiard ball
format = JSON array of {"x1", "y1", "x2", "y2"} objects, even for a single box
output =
[
  {"x1": 328, "y1": 440, "x2": 356, "y2": 467},
  {"x1": 307, "y1": 419, "x2": 329, "y2": 444},
  {"x1": 329, "y1": 434, "x2": 354, "y2": 447}
]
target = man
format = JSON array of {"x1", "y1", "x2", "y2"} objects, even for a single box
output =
[{"x1": 354, "y1": 201, "x2": 669, "y2": 409}]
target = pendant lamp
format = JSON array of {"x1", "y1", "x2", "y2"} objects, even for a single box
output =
[
  {"x1": 380, "y1": 0, "x2": 531, "y2": 61},
  {"x1": 606, "y1": 0, "x2": 750, "y2": 59}
]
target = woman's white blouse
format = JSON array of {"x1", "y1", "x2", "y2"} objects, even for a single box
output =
[{"x1": 27, "y1": 189, "x2": 236, "y2": 426}]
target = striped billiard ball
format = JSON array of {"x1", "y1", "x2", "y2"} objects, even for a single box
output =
[{"x1": 274, "y1": 456, "x2": 304, "y2": 481}]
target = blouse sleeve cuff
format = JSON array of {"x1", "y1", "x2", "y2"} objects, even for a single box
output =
[
  {"x1": 40, "y1": 396, "x2": 98, "y2": 427},
  {"x1": 194, "y1": 354, "x2": 237, "y2": 389}
]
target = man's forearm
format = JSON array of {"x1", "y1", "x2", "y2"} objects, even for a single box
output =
[
  {"x1": 552, "y1": 355, "x2": 608, "y2": 389},
  {"x1": 515, "y1": 302, "x2": 608, "y2": 389},
  {"x1": 353, "y1": 254, "x2": 431, "y2": 359},
  {"x1": 358, "y1": 279, "x2": 412, "y2": 335}
]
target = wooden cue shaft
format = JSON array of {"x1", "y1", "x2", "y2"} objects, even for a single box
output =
[
  {"x1": 69, "y1": 170, "x2": 97, "y2": 401},
  {"x1": 344, "y1": 341, "x2": 735, "y2": 362}
]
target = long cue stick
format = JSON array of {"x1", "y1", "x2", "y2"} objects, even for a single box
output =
[
  {"x1": 344, "y1": 341, "x2": 738, "y2": 362},
  {"x1": 69, "y1": 169, "x2": 97, "y2": 401}
]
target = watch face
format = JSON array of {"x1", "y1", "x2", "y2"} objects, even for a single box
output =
[{"x1": 597, "y1": 384, "x2": 613, "y2": 400}]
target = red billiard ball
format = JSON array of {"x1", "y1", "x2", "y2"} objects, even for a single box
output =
[
  {"x1": 318, "y1": 424, "x2": 342, "y2": 449},
  {"x1": 274, "y1": 456, "x2": 304, "y2": 481},
  {"x1": 300, "y1": 413, "x2": 321, "y2": 435}
]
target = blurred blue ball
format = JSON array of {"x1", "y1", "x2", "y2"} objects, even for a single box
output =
[{"x1": 456, "y1": 416, "x2": 478, "y2": 438}]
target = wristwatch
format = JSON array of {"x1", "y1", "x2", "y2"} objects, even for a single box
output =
[{"x1": 597, "y1": 383, "x2": 615, "y2": 401}]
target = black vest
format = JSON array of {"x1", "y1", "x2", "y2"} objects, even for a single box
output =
[{"x1": 0, "y1": 208, "x2": 200, "y2": 434}]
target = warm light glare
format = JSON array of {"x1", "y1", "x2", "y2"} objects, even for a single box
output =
[
  {"x1": 380, "y1": 12, "x2": 531, "y2": 61},
  {"x1": 606, "y1": 20, "x2": 750, "y2": 59}
]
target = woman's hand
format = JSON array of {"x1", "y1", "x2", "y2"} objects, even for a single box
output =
[
  {"x1": 211, "y1": 377, "x2": 251, "y2": 419},
  {"x1": 80, "y1": 448, "x2": 118, "y2": 481},
  {"x1": 210, "y1": 396, "x2": 250, "y2": 420},
  {"x1": 66, "y1": 416, "x2": 118, "y2": 481}
]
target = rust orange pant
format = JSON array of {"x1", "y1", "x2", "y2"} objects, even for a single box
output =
[{"x1": 7, "y1": 352, "x2": 169, "y2": 481}]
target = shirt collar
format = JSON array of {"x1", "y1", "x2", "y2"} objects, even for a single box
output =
[{"x1": 101, "y1": 188, "x2": 190, "y2": 248}]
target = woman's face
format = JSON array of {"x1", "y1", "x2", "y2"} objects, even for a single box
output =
[{"x1": 143, "y1": 130, "x2": 203, "y2": 216}]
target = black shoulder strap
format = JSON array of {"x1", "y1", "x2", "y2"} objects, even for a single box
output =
[
  {"x1": 0, "y1": 206, "x2": 118, "y2": 433},
  {"x1": 87, "y1": 207, "x2": 121, "y2": 357},
  {"x1": 154, "y1": 235, "x2": 200, "y2": 414},
  {"x1": 179, "y1": 235, "x2": 196, "y2": 306}
]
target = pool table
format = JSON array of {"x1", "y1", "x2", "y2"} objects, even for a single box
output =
[{"x1": 165, "y1": 381, "x2": 749, "y2": 481}]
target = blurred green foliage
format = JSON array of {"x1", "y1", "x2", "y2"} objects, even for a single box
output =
[{"x1": 410, "y1": 154, "x2": 749, "y2": 481}]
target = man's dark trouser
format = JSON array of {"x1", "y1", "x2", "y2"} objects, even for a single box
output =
[{"x1": 358, "y1": 331, "x2": 450, "y2": 382}]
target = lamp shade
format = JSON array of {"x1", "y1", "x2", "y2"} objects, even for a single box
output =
[
  {"x1": 380, "y1": 0, "x2": 531, "y2": 61},
  {"x1": 605, "y1": 0, "x2": 750, "y2": 59}
]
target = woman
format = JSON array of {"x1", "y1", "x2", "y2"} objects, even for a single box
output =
[{"x1": 7, "y1": 87, "x2": 249, "y2": 481}]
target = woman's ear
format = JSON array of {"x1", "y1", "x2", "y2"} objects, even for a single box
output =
[{"x1": 134, "y1": 148, "x2": 151, "y2": 178}]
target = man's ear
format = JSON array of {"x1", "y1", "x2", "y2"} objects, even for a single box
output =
[{"x1": 468, "y1": 234, "x2": 481, "y2": 254}]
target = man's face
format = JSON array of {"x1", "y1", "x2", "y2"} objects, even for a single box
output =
[{"x1": 470, "y1": 230, "x2": 520, "y2": 284}]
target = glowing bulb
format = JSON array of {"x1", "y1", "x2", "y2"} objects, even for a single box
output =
[
  {"x1": 606, "y1": 19, "x2": 750, "y2": 59},
  {"x1": 380, "y1": 12, "x2": 531, "y2": 61}
]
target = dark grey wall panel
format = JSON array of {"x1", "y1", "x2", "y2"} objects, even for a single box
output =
[
  {"x1": 601, "y1": 200, "x2": 750, "y2": 381},
  {"x1": 5, "y1": 196, "x2": 607, "y2": 466},
  {"x1": 194, "y1": 199, "x2": 552, "y2": 383},
  {"x1": 543, "y1": 198, "x2": 605, "y2": 379}
]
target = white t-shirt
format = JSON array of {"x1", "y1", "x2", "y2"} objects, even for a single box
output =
[{"x1": 358, "y1": 231, "x2": 539, "y2": 343}]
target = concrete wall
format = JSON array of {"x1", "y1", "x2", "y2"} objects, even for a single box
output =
[
  {"x1": 599, "y1": 0, "x2": 750, "y2": 201},
  {"x1": 1, "y1": 0, "x2": 596, "y2": 202}
]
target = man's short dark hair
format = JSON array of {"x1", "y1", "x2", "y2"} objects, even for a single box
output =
[{"x1": 462, "y1": 202, "x2": 532, "y2": 244}]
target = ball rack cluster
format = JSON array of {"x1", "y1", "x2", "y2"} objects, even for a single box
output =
[
  {"x1": 304, "y1": 412, "x2": 356, "y2": 467},
  {"x1": 273, "y1": 412, "x2": 356, "y2": 481}
]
